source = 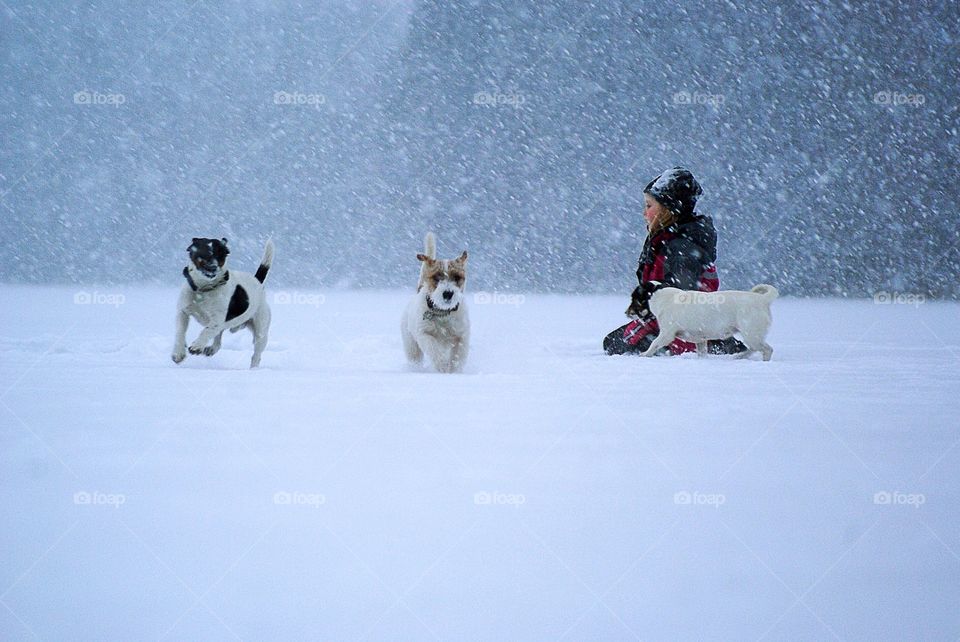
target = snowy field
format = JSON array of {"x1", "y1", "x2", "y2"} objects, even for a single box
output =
[{"x1": 1, "y1": 285, "x2": 958, "y2": 641}]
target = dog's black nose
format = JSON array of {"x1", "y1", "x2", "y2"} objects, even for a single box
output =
[{"x1": 442, "y1": 290, "x2": 454, "y2": 300}]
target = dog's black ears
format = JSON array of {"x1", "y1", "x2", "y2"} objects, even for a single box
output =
[
  {"x1": 186, "y1": 237, "x2": 230, "y2": 255},
  {"x1": 456, "y1": 250, "x2": 468, "y2": 263},
  {"x1": 416, "y1": 253, "x2": 431, "y2": 262}
]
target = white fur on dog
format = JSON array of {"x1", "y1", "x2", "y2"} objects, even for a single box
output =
[
  {"x1": 172, "y1": 240, "x2": 274, "y2": 368},
  {"x1": 643, "y1": 284, "x2": 778, "y2": 360},
  {"x1": 400, "y1": 232, "x2": 470, "y2": 373}
]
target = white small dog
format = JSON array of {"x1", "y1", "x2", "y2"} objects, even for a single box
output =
[
  {"x1": 400, "y1": 232, "x2": 470, "y2": 373},
  {"x1": 172, "y1": 237, "x2": 274, "y2": 368},
  {"x1": 642, "y1": 284, "x2": 778, "y2": 360}
]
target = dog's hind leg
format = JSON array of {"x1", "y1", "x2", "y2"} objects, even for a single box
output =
[
  {"x1": 696, "y1": 341, "x2": 708, "y2": 357},
  {"x1": 760, "y1": 342, "x2": 773, "y2": 361},
  {"x1": 737, "y1": 334, "x2": 768, "y2": 360},
  {"x1": 229, "y1": 321, "x2": 249, "y2": 334},
  {"x1": 249, "y1": 306, "x2": 271, "y2": 368}
]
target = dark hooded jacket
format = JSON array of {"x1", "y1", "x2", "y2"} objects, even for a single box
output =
[
  {"x1": 636, "y1": 214, "x2": 720, "y2": 290},
  {"x1": 621, "y1": 213, "x2": 721, "y2": 355}
]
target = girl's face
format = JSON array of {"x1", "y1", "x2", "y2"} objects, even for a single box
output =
[{"x1": 644, "y1": 194, "x2": 665, "y2": 227}]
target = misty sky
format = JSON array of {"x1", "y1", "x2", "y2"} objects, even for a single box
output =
[{"x1": 2, "y1": 0, "x2": 958, "y2": 296}]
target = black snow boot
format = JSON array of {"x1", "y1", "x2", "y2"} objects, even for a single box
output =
[
  {"x1": 603, "y1": 323, "x2": 673, "y2": 356},
  {"x1": 706, "y1": 337, "x2": 749, "y2": 355}
]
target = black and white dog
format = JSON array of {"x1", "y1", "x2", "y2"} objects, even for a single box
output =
[{"x1": 171, "y1": 237, "x2": 274, "y2": 368}]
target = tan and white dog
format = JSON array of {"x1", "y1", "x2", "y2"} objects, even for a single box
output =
[
  {"x1": 401, "y1": 232, "x2": 469, "y2": 373},
  {"x1": 642, "y1": 284, "x2": 778, "y2": 360}
]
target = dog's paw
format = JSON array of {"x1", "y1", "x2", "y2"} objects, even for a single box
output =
[
  {"x1": 188, "y1": 344, "x2": 205, "y2": 355},
  {"x1": 171, "y1": 350, "x2": 186, "y2": 364},
  {"x1": 202, "y1": 345, "x2": 220, "y2": 356}
]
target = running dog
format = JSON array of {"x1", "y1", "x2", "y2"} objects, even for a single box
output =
[
  {"x1": 171, "y1": 237, "x2": 274, "y2": 368},
  {"x1": 400, "y1": 232, "x2": 469, "y2": 373}
]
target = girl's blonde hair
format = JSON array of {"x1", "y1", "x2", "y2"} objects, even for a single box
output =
[{"x1": 647, "y1": 200, "x2": 676, "y2": 235}]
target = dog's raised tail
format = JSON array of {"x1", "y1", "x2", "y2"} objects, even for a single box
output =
[
  {"x1": 751, "y1": 284, "x2": 779, "y2": 301},
  {"x1": 255, "y1": 239, "x2": 275, "y2": 283},
  {"x1": 416, "y1": 232, "x2": 437, "y2": 290},
  {"x1": 423, "y1": 231, "x2": 436, "y2": 260}
]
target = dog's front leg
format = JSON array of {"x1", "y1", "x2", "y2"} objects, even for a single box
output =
[
  {"x1": 171, "y1": 309, "x2": 190, "y2": 363},
  {"x1": 189, "y1": 325, "x2": 224, "y2": 355},
  {"x1": 202, "y1": 331, "x2": 224, "y2": 356},
  {"x1": 420, "y1": 334, "x2": 453, "y2": 373},
  {"x1": 642, "y1": 326, "x2": 677, "y2": 357},
  {"x1": 449, "y1": 336, "x2": 468, "y2": 373}
]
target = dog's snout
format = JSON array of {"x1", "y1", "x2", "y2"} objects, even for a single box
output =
[{"x1": 442, "y1": 290, "x2": 454, "y2": 301}]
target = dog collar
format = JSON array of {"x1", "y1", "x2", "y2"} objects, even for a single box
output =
[
  {"x1": 423, "y1": 298, "x2": 459, "y2": 320},
  {"x1": 184, "y1": 267, "x2": 229, "y2": 292}
]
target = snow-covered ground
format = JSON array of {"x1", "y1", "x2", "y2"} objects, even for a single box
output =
[{"x1": 1, "y1": 285, "x2": 958, "y2": 641}]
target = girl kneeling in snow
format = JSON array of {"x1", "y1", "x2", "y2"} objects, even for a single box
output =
[{"x1": 603, "y1": 166, "x2": 746, "y2": 356}]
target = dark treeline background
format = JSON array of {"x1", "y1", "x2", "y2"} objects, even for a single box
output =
[{"x1": 2, "y1": 0, "x2": 958, "y2": 296}]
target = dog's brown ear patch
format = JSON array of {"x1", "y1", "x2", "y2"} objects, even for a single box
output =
[
  {"x1": 456, "y1": 250, "x2": 468, "y2": 263},
  {"x1": 416, "y1": 253, "x2": 431, "y2": 262}
]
